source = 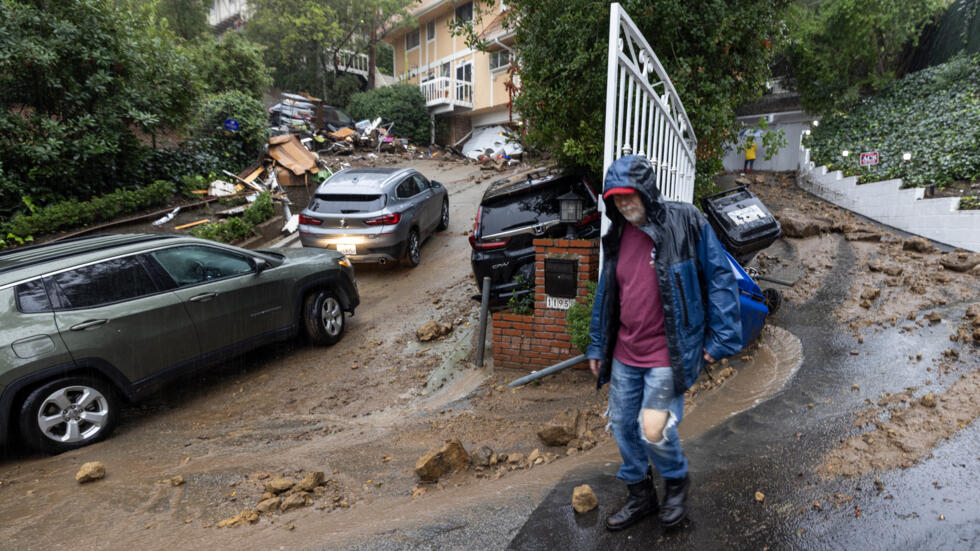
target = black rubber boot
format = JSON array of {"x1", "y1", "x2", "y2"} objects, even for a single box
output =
[
  {"x1": 605, "y1": 474, "x2": 659, "y2": 531},
  {"x1": 659, "y1": 475, "x2": 690, "y2": 528}
]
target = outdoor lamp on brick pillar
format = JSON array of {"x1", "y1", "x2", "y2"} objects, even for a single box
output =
[{"x1": 558, "y1": 190, "x2": 583, "y2": 238}]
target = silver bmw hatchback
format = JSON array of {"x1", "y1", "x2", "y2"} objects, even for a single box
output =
[{"x1": 298, "y1": 168, "x2": 450, "y2": 266}]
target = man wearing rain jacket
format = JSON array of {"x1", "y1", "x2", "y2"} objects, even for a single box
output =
[{"x1": 586, "y1": 154, "x2": 742, "y2": 531}]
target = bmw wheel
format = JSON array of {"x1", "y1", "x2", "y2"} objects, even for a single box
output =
[
  {"x1": 303, "y1": 289, "x2": 346, "y2": 346},
  {"x1": 403, "y1": 229, "x2": 421, "y2": 267},
  {"x1": 436, "y1": 198, "x2": 450, "y2": 231},
  {"x1": 19, "y1": 377, "x2": 118, "y2": 454}
]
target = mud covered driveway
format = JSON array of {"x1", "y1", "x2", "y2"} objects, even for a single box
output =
[{"x1": 1, "y1": 168, "x2": 975, "y2": 550}]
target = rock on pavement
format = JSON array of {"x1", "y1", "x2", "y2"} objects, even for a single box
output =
[
  {"x1": 415, "y1": 439, "x2": 471, "y2": 482},
  {"x1": 417, "y1": 321, "x2": 454, "y2": 342},
  {"x1": 75, "y1": 462, "x2": 105, "y2": 484},
  {"x1": 572, "y1": 485, "x2": 598, "y2": 513},
  {"x1": 538, "y1": 409, "x2": 581, "y2": 447},
  {"x1": 265, "y1": 477, "x2": 295, "y2": 495}
]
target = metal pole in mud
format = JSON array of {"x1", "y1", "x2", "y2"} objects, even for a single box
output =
[
  {"x1": 507, "y1": 354, "x2": 587, "y2": 387},
  {"x1": 476, "y1": 277, "x2": 491, "y2": 367}
]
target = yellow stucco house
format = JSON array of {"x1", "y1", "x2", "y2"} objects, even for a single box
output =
[{"x1": 383, "y1": 0, "x2": 517, "y2": 146}]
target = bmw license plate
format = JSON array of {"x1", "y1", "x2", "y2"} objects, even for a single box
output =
[{"x1": 337, "y1": 244, "x2": 356, "y2": 255}]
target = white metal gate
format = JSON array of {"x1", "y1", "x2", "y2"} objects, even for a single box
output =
[{"x1": 602, "y1": 3, "x2": 697, "y2": 205}]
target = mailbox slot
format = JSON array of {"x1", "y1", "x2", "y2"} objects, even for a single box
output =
[{"x1": 544, "y1": 258, "x2": 578, "y2": 298}]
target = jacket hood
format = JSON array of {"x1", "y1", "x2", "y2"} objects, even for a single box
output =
[{"x1": 602, "y1": 155, "x2": 666, "y2": 227}]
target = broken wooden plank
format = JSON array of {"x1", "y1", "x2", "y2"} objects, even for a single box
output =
[{"x1": 175, "y1": 219, "x2": 211, "y2": 230}]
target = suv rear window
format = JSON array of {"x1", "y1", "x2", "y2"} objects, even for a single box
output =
[
  {"x1": 309, "y1": 194, "x2": 385, "y2": 214},
  {"x1": 16, "y1": 279, "x2": 52, "y2": 313},
  {"x1": 479, "y1": 178, "x2": 593, "y2": 236}
]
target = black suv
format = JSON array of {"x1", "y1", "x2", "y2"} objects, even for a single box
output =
[{"x1": 469, "y1": 169, "x2": 600, "y2": 305}]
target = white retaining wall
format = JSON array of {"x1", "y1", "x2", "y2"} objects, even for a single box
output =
[{"x1": 797, "y1": 142, "x2": 980, "y2": 252}]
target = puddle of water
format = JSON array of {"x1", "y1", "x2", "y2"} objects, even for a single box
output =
[{"x1": 681, "y1": 325, "x2": 803, "y2": 439}]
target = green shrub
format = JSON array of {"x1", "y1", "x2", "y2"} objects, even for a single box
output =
[
  {"x1": 1, "y1": 181, "x2": 176, "y2": 244},
  {"x1": 565, "y1": 281, "x2": 596, "y2": 354},
  {"x1": 804, "y1": 54, "x2": 980, "y2": 189},
  {"x1": 191, "y1": 192, "x2": 275, "y2": 243},
  {"x1": 347, "y1": 85, "x2": 429, "y2": 145},
  {"x1": 192, "y1": 91, "x2": 270, "y2": 171},
  {"x1": 506, "y1": 274, "x2": 535, "y2": 315}
]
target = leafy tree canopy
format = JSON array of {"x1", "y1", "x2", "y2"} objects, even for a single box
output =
[
  {"x1": 188, "y1": 32, "x2": 274, "y2": 100},
  {"x1": 155, "y1": 0, "x2": 210, "y2": 39},
  {"x1": 784, "y1": 0, "x2": 948, "y2": 115},
  {"x1": 456, "y1": 0, "x2": 788, "y2": 192},
  {"x1": 246, "y1": 0, "x2": 413, "y2": 98},
  {"x1": 0, "y1": 0, "x2": 201, "y2": 214}
]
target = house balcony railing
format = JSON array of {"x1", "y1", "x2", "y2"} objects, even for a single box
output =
[
  {"x1": 324, "y1": 50, "x2": 370, "y2": 78},
  {"x1": 420, "y1": 77, "x2": 474, "y2": 110}
]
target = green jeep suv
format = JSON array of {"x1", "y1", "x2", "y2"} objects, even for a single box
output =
[{"x1": 0, "y1": 234, "x2": 358, "y2": 453}]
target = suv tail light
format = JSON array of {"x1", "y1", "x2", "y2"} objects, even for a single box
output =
[
  {"x1": 469, "y1": 208, "x2": 509, "y2": 249},
  {"x1": 577, "y1": 212, "x2": 601, "y2": 226},
  {"x1": 299, "y1": 214, "x2": 322, "y2": 226},
  {"x1": 469, "y1": 235, "x2": 509, "y2": 250},
  {"x1": 365, "y1": 213, "x2": 401, "y2": 226}
]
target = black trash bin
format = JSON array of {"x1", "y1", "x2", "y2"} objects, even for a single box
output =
[{"x1": 700, "y1": 186, "x2": 781, "y2": 265}]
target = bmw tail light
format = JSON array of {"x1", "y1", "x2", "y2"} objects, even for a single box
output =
[
  {"x1": 365, "y1": 213, "x2": 401, "y2": 226},
  {"x1": 299, "y1": 214, "x2": 322, "y2": 226}
]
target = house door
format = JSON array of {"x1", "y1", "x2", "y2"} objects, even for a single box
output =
[{"x1": 455, "y1": 61, "x2": 472, "y2": 103}]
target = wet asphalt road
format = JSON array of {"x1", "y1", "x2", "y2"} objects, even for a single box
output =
[{"x1": 349, "y1": 232, "x2": 979, "y2": 550}]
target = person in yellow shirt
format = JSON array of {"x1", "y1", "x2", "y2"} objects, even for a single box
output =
[{"x1": 742, "y1": 138, "x2": 757, "y2": 175}]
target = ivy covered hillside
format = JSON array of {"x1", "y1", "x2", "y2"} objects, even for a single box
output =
[{"x1": 803, "y1": 54, "x2": 980, "y2": 190}]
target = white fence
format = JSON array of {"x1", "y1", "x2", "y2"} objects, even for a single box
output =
[{"x1": 602, "y1": 3, "x2": 697, "y2": 204}]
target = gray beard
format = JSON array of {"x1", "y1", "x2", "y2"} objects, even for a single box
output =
[{"x1": 622, "y1": 210, "x2": 645, "y2": 226}]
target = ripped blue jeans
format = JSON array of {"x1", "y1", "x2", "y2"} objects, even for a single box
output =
[{"x1": 608, "y1": 358, "x2": 688, "y2": 483}]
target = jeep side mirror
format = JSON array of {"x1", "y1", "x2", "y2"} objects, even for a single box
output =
[{"x1": 252, "y1": 257, "x2": 268, "y2": 275}]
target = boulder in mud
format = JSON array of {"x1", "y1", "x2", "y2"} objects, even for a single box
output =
[
  {"x1": 902, "y1": 237, "x2": 937, "y2": 253},
  {"x1": 860, "y1": 288, "x2": 881, "y2": 301},
  {"x1": 965, "y1": 303, "x2": 980, "y2": 322},
  {"x1": 939, "y1": 252, "x2": 980, "y2": 273},
  {"x1": 920, "y1": 393, "x2": 937, "y2": 408},
  {"x1": 537, "y1": 409, "x2": 581, "y2": 447},
  {"x1": 75, "y1": 462, "x2": 105, "y2": 484},
  {"x1": 280, "y1": 492, "x2": 311, "y2": 511},
  {"x1": 216, "y1": 509, "x2": 259, "y2": 528},
  {"x1": 256, "y1": 497, "x2": 281, "y2": 513},
  {"x1": 471, "y1": 446, "x2": 494, "y2": 467},
  {"x1": 294, "y1": 471, "x2": 325, "y2": 492},
  {"x1": 777, "y1": 211, "x2": 820, "y2": 238},
  {"x1": 417, "y1": 321, "x2": 453, "y2": 342},
  {"x1": 265, "y1": 477, "x2": 295, "y2": 495},
  {"x1": 414, "y1": 439, "x2": 470, "y2": 482},
  {"x1": 572, "y1": 484, "x2": 599, "y2": 513}
]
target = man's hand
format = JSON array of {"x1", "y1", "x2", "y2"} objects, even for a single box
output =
[
  {"x1": 703, "y1": 350, "x2": 715, "y2": 363},
  {"x1": 588, "y1": 359, "x2": 600, "y2": 378}
]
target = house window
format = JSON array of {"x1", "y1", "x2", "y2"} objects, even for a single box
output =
[
  {"x1": 427, "y1": 20, "x2": 435, "y2": 42},
  {"x1": 406, "y1": 29, "x2": 420, "y2": 51},
  {"x1": 455, "y1": 1, "x2": 472, "y2": 22},
  {"x1": 489, "y1": 50, "x2": 511, "y2": 71}
]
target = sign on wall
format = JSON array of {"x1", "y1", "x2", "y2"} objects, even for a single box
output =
[{"x1": 859, "y1": 151, "x2": 879, "y2": 166}]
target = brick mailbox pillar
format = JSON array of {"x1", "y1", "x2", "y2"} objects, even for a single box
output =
[{"x1": 491, "y1": 238, "x2": 600, "y2": 370}]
